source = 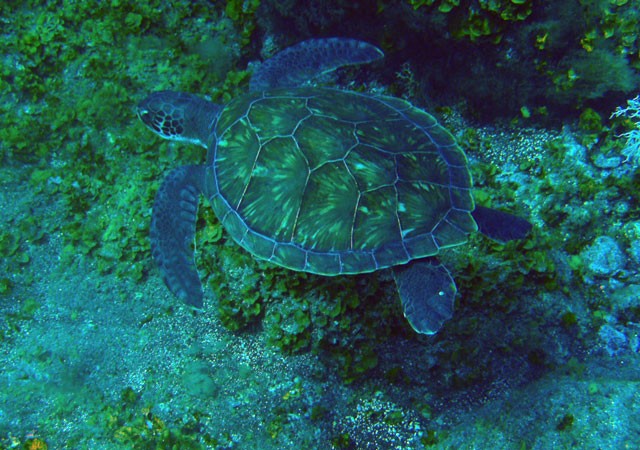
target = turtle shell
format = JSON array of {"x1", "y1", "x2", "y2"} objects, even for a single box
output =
[{"x1": 205, "y1": 87, "x2": 477, "y2": 275}]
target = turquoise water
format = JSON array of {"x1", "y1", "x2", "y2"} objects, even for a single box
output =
[{"x1": 1, "y1": 1, "x2": 639, "y2": 448}]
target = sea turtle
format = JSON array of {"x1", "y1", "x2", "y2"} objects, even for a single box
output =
[{"x1": 136, "y1": 38, "x2": 532, "y2": 335}]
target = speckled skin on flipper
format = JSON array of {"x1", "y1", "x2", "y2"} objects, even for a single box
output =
[
  {"x1": 249, "y1": 38, "x2": 384, "y2": 92},
  {"x1": 136, "y1": 38, "x2": 531, "y2": 335}
]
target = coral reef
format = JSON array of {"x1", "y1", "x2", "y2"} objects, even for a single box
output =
[{"x1": 611, "y1": 95, "x2": 640, "y2": 164}]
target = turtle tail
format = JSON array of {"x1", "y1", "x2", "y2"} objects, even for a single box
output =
[
  {"x1": 150, "y1": 165, "x2": 206, "y2": 308},
  {"x1": 249, "y1": 38, "x2": 384, "y2": 91}
]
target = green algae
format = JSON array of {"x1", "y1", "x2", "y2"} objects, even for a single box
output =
[
  {"x1": 102, "y1": 387, "x2": 206, "y2": 449},
  {"x1": 203, "y1": 228, "x2": 389, "y2": 377},
  {"x1": 0, "y1": 0, "x2": 249, "y2": 290},
  {"x1": 408, "y1": 0, "x2": 533, "y2": 43},
  {"x1": 2, "y1": 2, "x2": 640, "y2": 447}
]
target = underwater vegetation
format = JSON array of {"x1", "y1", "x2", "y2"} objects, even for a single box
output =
[
  {"x1": 257, "y1": 0, "x2": 640, "y2": 120},
  {"x1": 408, "y1": 0, "x2": 533, "y2": 43},
  {"x1": 1, "y1": 0, "x2": 637, "y2": 376},
  {"x1": 1, "y1": 0, "x2": 639, "y2": 447}
]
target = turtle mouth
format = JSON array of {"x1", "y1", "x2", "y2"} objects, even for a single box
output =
[{"x1": 136, "y1": 107, "x2": 152, "y2": 127}]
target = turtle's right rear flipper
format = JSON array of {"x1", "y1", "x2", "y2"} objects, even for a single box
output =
[
  {"x1": 151, "y1": 165, "x2": 206, "y2": 308},
  {"x1": 249, "y1": 38, "x2": 384, "y2": 91},
  {"x1": 393, "y1": 259, "x2": 456, "y2": 335}
]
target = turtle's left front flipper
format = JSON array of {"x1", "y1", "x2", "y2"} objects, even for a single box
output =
[
  {"x1": 249, "y1": 38, "x2": 384, "y2": 91},
  {"x1": 472, "y1": 205, "x2": 533, "y2": 243},
  {"x1": 393, "y1": 259, "x2": 457, "y2": 335},
  {"x1": 150, "y1": 165, "x2": 207, "y2": 308}
]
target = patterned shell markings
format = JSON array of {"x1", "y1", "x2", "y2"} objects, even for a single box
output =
[{"x1": 209, "y1": 87, "x2": 477, "y2": 276}]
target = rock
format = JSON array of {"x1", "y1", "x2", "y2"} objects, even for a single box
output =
[
  {"x1": 593, "y1": 153, "x2": 622, "y2": 169},
  {"x1": 581, "y1": 236, "x2": 626, "y2": 277},
  {"x1": 598, "y1": 324, "x2": 628, "y2": 356}
]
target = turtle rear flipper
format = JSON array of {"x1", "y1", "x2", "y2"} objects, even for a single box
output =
[
  {"x1": 472, "y1": 205, "x2": 533, "y2": 243},
  {"x1": 151, "y1": 165, "x2": 206, "y2": 308},
  {"x1": 249, "y1": 38, "x2": 384, "y2": 91},
  {"x1": 393, "y1": 260, "x2": 456, "y2": 335}
]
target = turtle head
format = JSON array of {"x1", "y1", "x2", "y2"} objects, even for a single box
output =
[{"x1": 136, "y1": 91, "x2": 221, "y2": 148}]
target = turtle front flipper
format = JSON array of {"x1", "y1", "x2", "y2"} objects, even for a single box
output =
[
  {"x1": 151, "y1": 165, "x2": 207, "y2": 308},
  {"x1": 393, "y1": 260, "x2": 457, "y2": 335},
  {"x1": 249, "y1": 38, "x2": 384, "y2": 91}
]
